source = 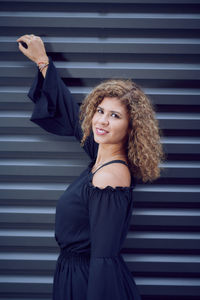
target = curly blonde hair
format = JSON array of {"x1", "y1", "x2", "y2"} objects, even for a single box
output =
[{"x1": 79, "y1": 79, "x2": 165, "y2": 183}]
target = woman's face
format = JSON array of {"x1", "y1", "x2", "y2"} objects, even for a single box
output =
[{"x1": 92, "y1": 97, "x2": 130, "y2": 146}]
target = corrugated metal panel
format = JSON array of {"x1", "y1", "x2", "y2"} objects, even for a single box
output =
[{"x1": 0, "y1": 1, "x2": 200, "y2": 299}]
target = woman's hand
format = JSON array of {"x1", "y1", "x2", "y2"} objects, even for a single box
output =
[{"x1": 17, "y1": 34, "x2": 48, "y2": 64}]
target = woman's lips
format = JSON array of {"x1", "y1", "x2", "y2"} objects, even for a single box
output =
[{"x1": 96, "y1": 128, "x2": 109, "y2": 135}]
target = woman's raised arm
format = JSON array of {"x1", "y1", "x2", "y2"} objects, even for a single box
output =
[{"x1": 16, "y1": 34, "x2": 98, "y2": 160}]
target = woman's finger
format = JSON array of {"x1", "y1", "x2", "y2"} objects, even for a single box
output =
[
  {"x1": 18, "y1": 42, "x2": 28, "y2": 55},
  {"x1": 17, "y1": 34, "x2": 35, "y2": 42},
  {"x1": 24, "y1": 34, "x2": 32, "y2": 39},
  {"x1": 17, "y1": 36, "x2": 31, "y2": 44}
]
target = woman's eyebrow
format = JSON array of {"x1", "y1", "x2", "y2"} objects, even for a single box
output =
[{"x1": 97, "y1": 106, "x2": 123, "y2": 116}]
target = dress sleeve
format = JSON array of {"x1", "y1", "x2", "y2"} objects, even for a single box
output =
[
  {"x1": 28, "y1": 58, "x2": 98, "y2": 159},
  {"x1": 86, "y1": 185, "x2": 134, "y2": 300}
]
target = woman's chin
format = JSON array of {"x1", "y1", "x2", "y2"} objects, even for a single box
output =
[{"x1": 93, "y1": 134, "x2": 109, "y2": 144}]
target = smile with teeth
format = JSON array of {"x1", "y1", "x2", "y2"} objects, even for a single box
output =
[{"x1": 96, "y1": 128, "x2": 109, "y2": 135}]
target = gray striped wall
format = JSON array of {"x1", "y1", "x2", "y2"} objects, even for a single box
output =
[{"x1": 0, "y1": 0, "x2": 200, "y2": 299}]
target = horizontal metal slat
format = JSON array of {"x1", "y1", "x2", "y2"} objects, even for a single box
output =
[
  {"x1": 0, "y1": 183, "x2": 66, "y2": 201},
  {"x1": 0, "y1": 252, "x2": 57, "y2": 272},
  {"x1": 0, "y1": 207, "x2": 200, "y2": 227},
  {"x1": 1, "y1": 0, "x2": 200, "y2": 3},
  {"x1": 1, "y1": 87, "x2": 200, "y2": 106},
  {"x1": 160, "y1": 161, "x2": 200, "y2": 178},
  {"x1": 0, "y1": 253, "x2": 200, "y2": 274},
  {"x1": 125, "y1": 254, "x2": 200, "y2": 274},
  {"x1": 0, "y1": 275, "x2": 52, "y2": 294},
  {"x1": 132, "y1": 208, "x2": 200, "y2": 227},
  {"x1": 0, "y1": 136, "x2": 199, "y2": 154},
  {"x1": 125, "y1": 231, "x2": 200, "y2": 250},
  {"x1": 0, "y1": 12, "x2": 200, "y2": 29},
  {"x1": 0, "y1": 137, "x2": 84, "y2": 153},
  {"x1": 137, "y1": 277, "x2": 200, "y2": 296},
  {"x1": 1, "y1": 229, "x2": 199, "y2": 250},
  {"x1": 0, "y1": 159, "x2": 86, "y2": 177},
  {"x1": 0, "y1": 298, "x2": 50, "y2": 300},
  {"x1": 0, "y1": 184, "x2": 199, "y2": 204},
  {"x1": 0, "y1": 209, "x2": 55, "y2": 225},
  {"x1": 2, "y1": 36, "x2": 200, "y2": 54},
  {"x1": 1, "y1": 111, "x2": 199, "y2": 130},
  {"x1": 145, "y1": 88, "x2": 200, "y2": 106},
  {"x1": 0, "y1": 276, "x2": 200, "y2": 297},
  {"x1": 1, "y1": 61, "x2": 200, "y2": 80},
  {"x1": 162, "y1": 137, "x2": 200, "y2": 154},
  {"x1": 0, "y1": 159, "x2": 199, "y2": 178},
  {"x1": 0, "y1": 238, "x2": 56, "y2": 248},
  {"x1": 130, "y1": 185, "x2": 200, "y2": 203},
  {"x1": 0, "y1": 159, "x2": 90, "y2": 178}
]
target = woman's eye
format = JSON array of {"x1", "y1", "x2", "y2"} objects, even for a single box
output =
[
  {"x1": 111, "y1": 113, "x2": 119, "y2": 118},
  {"x1": 97, "y1": 108, "x2": 103, "y2": 114},
  {"x1": 96, "y1": 108, "x2": 119, "y2": 118}
]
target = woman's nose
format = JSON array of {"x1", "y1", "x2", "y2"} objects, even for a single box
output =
[{"x1": 99, "y1": 114, "x2": 109, "y2": 125}]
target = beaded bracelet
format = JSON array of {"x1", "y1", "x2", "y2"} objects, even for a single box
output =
[{"x1": 37, "y1": 61, "x2": 49, "y2": 72}]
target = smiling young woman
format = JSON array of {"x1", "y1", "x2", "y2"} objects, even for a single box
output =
[
  {"x1": 89, "y1": 96, "x2": 131, "y2": 188},
  {"x1": 80, "y1": 79, "x2": 165, "y2": 184},
  {"x1": 17, "y1": 34, "x2": 165, "y2": 300}
]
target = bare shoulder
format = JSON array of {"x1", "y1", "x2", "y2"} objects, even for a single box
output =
[{"x1": 92, "y1": 163, "x2": 131, "y2": 189}]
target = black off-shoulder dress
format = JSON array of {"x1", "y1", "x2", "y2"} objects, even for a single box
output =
[{"x1": 28, "y1": 58, "x2": 141, "y2": 300}]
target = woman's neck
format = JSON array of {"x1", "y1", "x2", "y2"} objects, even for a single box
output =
[{"x1": 95, "y1": 143, "x2": 127, "y2": 166}]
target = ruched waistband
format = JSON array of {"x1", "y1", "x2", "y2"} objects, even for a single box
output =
[{"x1": 59, "y1": 248, "x2": 91, "y2": 263}]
